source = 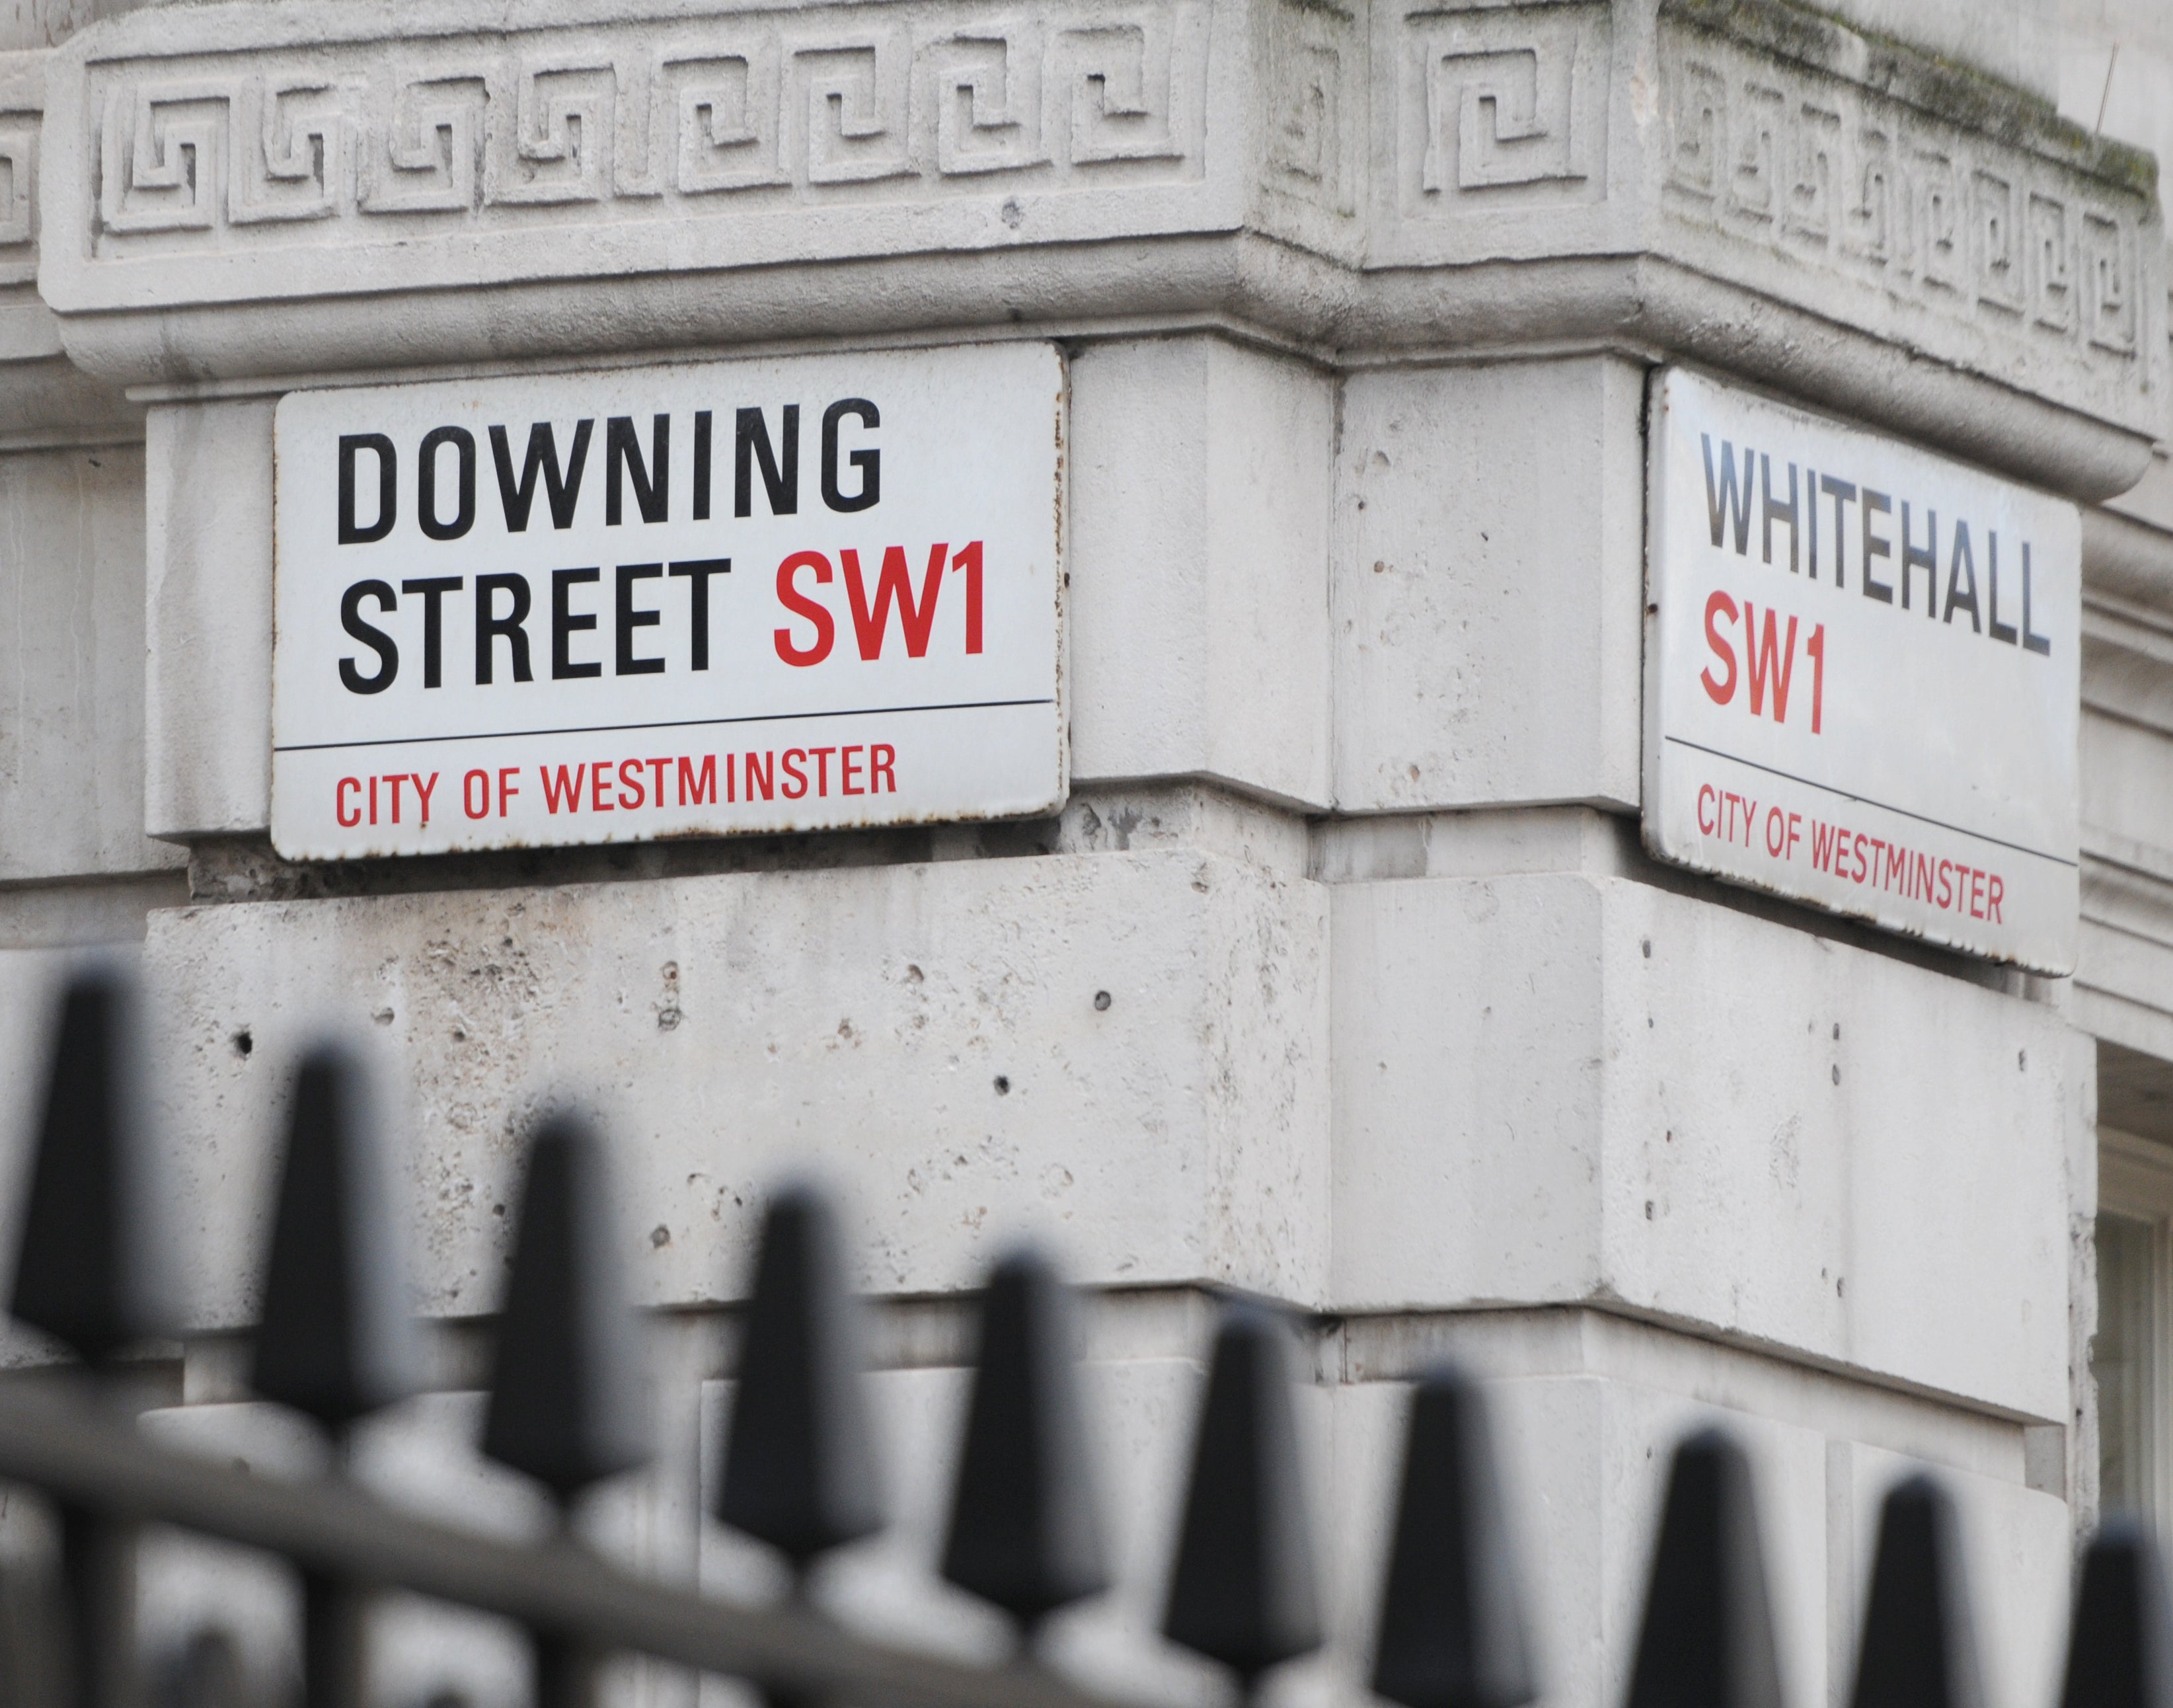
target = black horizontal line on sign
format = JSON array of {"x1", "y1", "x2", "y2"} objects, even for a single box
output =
[
  {"x1": 1662, "y1": 735, "x2": 2078, "y2": 869},
  {"x1": 274, "y1": 697, "x2": 1058, "y2": 755}
]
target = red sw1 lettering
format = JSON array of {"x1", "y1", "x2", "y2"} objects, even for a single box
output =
[
  {"x1": 773, "y1": 542, "x2": 986, "y2": 666},
  {"x1": 1699, "y1": 590, "x2": 1824, "y2": 733},
  {"x1": 844, "y1": 544, "x2": 946, "y2": 658}
]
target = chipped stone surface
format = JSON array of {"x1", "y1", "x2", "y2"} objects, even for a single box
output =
[{"x1": 141, "y1": 849, "x2": 1331, "y2": 1326}]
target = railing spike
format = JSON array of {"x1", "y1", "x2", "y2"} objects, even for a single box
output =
[
  {"x1": 1373, "y1": 1365, "x2": 1537, "y2": 1708},
  {"x1": 10, "y1": 967, "x2": 170, "y2": 1364},
  {"x1": 940, "y1": 1245, "x2": 1109, "y2": 1626},
  {"x1": 1161, "y1": 1303, "x2": 1322, "y2": 1686},
  {"x1": 250, "y1": 1044, "x2": 422, "y2": 1434},
  {"x1": 1849, "y1": 1474, "x2": 1983, "y2": 1708},
  {"x1": 1624, "y1": 1428, "x2": 1782, "y2": 1708},
  {"x1": 156, "y1": 1629, "x2": 251, "y2": 1708},
  {"x1": 0, "y1": 1550, "x2": 63, "y2": 1707},
  {"x1": 480, "y1": 1115, "x2": 651, "y2": 1500},
  {"x1": 11, "y1": 971, "x2": 168, "y2": 1708},
  {"x1": 716, "y1": 1182, "x2": 884, "y2": 1566},
  {"x1": 252, "y1": 1046, "x2": 417, "y2": 1708},
  {"x1": 2061, "y1": 1519, "x2": 2173, "y2": 1708}
]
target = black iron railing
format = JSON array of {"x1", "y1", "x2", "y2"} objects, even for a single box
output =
[{"x1": 0, "y1": 968, "x2": 2159, "y2": 1708}]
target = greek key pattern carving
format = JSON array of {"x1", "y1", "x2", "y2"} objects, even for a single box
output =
[
  {"x1": 1663, "y1": 26, "x2": 2145, "y2": 365},
  {"x1": 1263, "y1": 0, "x2": 1357, "y2": 219},
  {"x1": 0, "y1": 114, "x2": 34, "y2": 286},
  {"x1": 87, "y1": 7, "x2": 1206, "y2": 252},
  {"x1": 1401, "y1": 1, "x2": 1609, "y2": 215}
]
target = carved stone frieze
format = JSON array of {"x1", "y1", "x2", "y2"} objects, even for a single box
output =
[
  {"x1": 61, "y1": 2, "x2": 1216, "y2": 286},
  {"x1": 1352, "y1": 0, "x2": 1622, "y2": 274},
  {"x1": 1, "y1": 56, "x2": 38, "y2": 290},
  {"x1": 0, "y1": 47, "x2": 142, "y2": 433},
  {"x1": 1258, "y1": 0, "x2": 1359, "y2": 231},
  {"x1": 1402, "y1": 0, "x2": 1607, "y2": 214},
  {"x1": 25, "y1": 0, "x2": 2167, "y2": 485},
  {"x1": 1658, "y1": 0, "x2": 2153, "y2": 423},
  {"x1": 0, "y1": 121, "x2": 31, "y2": 285}
]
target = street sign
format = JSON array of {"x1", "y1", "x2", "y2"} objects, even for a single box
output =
[
  {"x1": 271, "y1": 342, "x2": 1065, "y2": 860},
  {"x1": 1644, "y1": 367, "x2": 2080, "y2": 972}
]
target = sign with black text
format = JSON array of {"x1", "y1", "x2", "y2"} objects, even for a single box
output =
[
  {"x1": 272, "y1": 343, "x2": 1066, "y2": 859},
  {"x1": 1645, "y1": 368, "x2": 2079, "y2": 972}
]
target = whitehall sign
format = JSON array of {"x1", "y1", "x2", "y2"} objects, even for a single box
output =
[
  {"x1": 1645, "y1": 368, "x2": 2080, "y2": 972},
  {"x1": 270, "y1": 343, "x2": 1066, "y2": 861}
]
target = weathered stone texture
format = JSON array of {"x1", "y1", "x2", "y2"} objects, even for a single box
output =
[
  {"x1": 139, "y1": 850, "x2": 1332, "y2": 1325},
  {"x1": 1332, "y1": 356, "x2": 1646, "y2": 814},
  {"x1": 25, "y1": 0, "x2": 2166, "y2": 495},
  {"x1": 144, "y1": 399, "x2": 274, "y2": 841},
  {"x1": 1070, "y1": 336, "x2": 1334, "y2": 808},
  {"x1": 0, "y1": 443, "x2": 182, "y2": 881},
  {"x1": 1332, "y1": 868, "x2": 2082, "y2": 1420}
]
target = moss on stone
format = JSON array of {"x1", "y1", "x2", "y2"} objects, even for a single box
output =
[{"x1": 1659, "y1": 0, "x2": 2158, "y2": 200}]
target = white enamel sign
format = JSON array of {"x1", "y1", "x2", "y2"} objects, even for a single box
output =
[
  {"x1": 272, "y1": 343, "x2": 1065, "y2": 860},
  {"x1": 1646, "y1": 368, "x2": 2080, "y2": 972}
]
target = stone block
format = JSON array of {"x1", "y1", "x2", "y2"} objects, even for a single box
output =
[
  {"x1": 2082, "y1": 710, "x2": 2173, "y2": 860},
  {"x1": 145, "y1": 398, "x2": 274, "y2": 841},
  {"x1": 137, "y1": 850, "x2": 1331, "y2": 1329},
  {"x1": 1321, "y1": 1369, "x2": 1831, "y2": 1708},
  {"x1": 0, "y1": 444, "x2": 182, "y2": 880},
  {"x1": 1332, "y1": 358, "x2": 1646, "y2": 815},
  {"x1": 2076, "y1": 902, "x2": 2173, "y2": 1064},
  {"x1": 1828, "y1": 1442, "x2": 2071, "y2": 1708},
  {"x1": 1069, "y1": 336, "x2": 1333, "y2": 809},
  {"x1": 0, "y1": 871, "x2": 188, "y2": 952},
  {"x1": 1330, "y1": 871, "x2": 2080, "y2": 1420}
]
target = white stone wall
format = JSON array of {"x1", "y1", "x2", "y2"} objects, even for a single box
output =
[{"x1": 0, "y1": 0, "x2": 2168, "y2": 1703}]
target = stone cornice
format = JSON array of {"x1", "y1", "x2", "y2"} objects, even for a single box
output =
[
  {"x1": 2084, "y1": 504, "x2": 2173, "y2": 620},
  {"x1": 21, "y1": 0, "x2": 2170, "y2": 496},
  {"x1": 2082, "y1": 507, "x2": 2173, "y2": 737},
  {"x1": 1666, "y1": 0, "x2": 2151, "y2": 196},
  {"x1": 0, "y1": 47, "x2": 141, "y2": 439},
  {"x1": 1649, "y1": 0, "x2": 2160, "y2": 450}
]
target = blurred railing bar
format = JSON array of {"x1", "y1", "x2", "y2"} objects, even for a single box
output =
[
  {"x1": 0, "y1": 1376, "x2": 1164, "y2": 1708},
  {"x1": 7, "y1": 968, "x2": 2164, "y2": 1708}
]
